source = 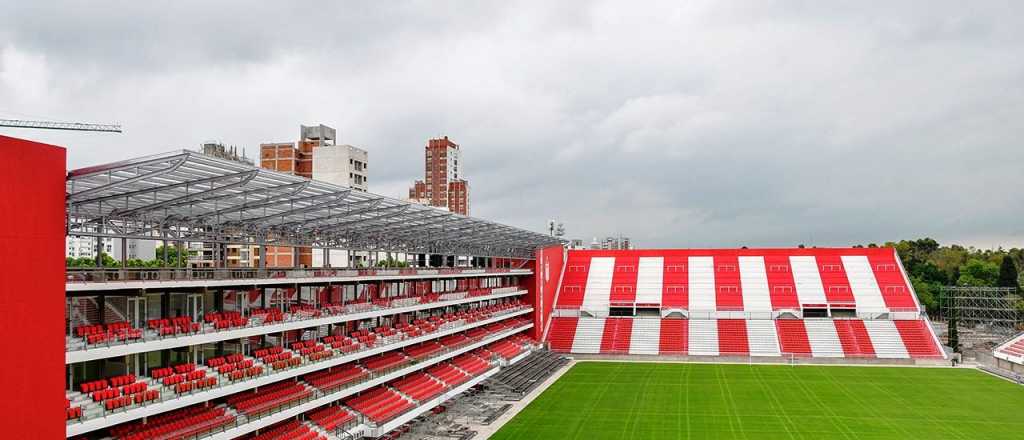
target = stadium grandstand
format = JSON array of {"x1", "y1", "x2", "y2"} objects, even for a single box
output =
[
  {"x1": 541, "y1": 249, "x2": 946, "y2": 361},
  {"x1": 0, "y1": 136, "x2": 564, "y2": 439},
  {"x1": 1, "y1": 134, "x2": 1021, "y2": 439}
]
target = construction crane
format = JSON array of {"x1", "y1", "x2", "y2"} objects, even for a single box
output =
[{"x1": 0, "y1": 118, "x2": 121, "y2": 133}]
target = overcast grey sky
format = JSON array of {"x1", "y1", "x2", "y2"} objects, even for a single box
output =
[{"x1": 1, "y1": 1, "x2": 1021, "y2": 248}]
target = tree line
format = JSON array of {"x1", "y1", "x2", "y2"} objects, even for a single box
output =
[{"x1": 868, "y1": 238, "x2": 1021, "y2": 314}]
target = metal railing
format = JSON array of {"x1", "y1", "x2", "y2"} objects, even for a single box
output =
[
  {"x1": 106, "y1": 325, "x2": 529, "y2": 439},
  {"x1": 67, "y1": 288, "x2": 527, "y2": 354},
  {"x1": 66, "y1": 267, "x2": 522, "y2": 284},
  {"x1": 66, "y1": 312, "x2": 532, "y2": 431},
  {"x1": 552, "y1": 306, "x2": 924, "y2": 321}
]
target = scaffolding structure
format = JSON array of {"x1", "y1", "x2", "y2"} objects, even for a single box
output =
[{"x1": 938, "y1": 286, "x2": 1021, "y2": 333}]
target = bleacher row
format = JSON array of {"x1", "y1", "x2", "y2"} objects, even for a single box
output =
[
  {"x1": 547, "y1": 317, "x2": 943, "y2": 359},
  {"x1": 102, "y1": 337, "x2": 530, "y2": 439},
  {"x1": 66, "y1": 304, "x2": 530, "y2": 425},
  {"x1": 994, "y1": 331, "x2": 1024, "y2": 365},
  {"x1": 68, "y1": 286, "x2": 524, "y2": 351},
  {"x1": 75, "y1": 318, "x2": 532, "y2": 439},
  {"x1": 557, "y1": 249, "x2": 921, "y2": 314}
]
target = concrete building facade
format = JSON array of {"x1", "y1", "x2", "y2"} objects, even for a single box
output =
[
  {"x1": 258, "y1": 124, "x2": 369, "y2": 267},
  {"x1": 590, "y1": 236, "x2": 633, "y2": 250},
  {"x1": 66, "y1": 236, "x2": 156, "y2": 261},
  {"x1": 312, "y1": 144, "x2": 368, "y2": 191}
]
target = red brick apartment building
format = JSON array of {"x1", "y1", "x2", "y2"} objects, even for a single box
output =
[
  {"x1": 258, "y1": 130, "x2": 325, "y2": 267},
  {"x1": 408, "y1": 136, "x2": 470, "y2": 215}
]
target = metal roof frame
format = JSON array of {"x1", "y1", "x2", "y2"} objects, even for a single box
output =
[{"x1": 66, "y1": 150, "x2": 562, "y2": 258}]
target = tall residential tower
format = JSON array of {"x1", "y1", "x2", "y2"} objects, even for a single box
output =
[{"x1": 408, "y1": 136, "x2": 470, "y2": 215}]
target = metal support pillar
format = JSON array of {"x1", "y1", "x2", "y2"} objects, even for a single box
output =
[
  {"x1": 97, "y1": 295, "x2": 106, "y2": 325},
  {"x1": 175, "y1": 241, "x2": 184, "y2": 268},
  {"x1": 259, "y1": 244, "x2": 266, "y2": 269},
  {"x1": 95, "y1": 237, "x2": 104, "y2": 267}
]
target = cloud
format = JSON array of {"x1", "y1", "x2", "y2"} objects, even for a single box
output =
[{"x1": 2, "y1": 0, "x2": 1022, "y2": 249}]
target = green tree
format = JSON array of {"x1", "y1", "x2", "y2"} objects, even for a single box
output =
[
  {"x1": 909, "y1": 277, "x2": 938, "y2": 314},
  {"x1": 376, "y1": 257, "x2": 409, "y2": 268},
  {"x1": 997, "y1": 256, "x2": 1020, "y2": 291},
  {"x1": 154, "y1": 245, "x2": 192, "y2": 267},
  {"x1": 956, "y1": 259, "x2": 999, "y2": 287}
]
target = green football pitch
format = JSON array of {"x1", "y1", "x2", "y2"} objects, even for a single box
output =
[{"x1": 490, "y1": 362, "x2": 1024, "y2": 440}]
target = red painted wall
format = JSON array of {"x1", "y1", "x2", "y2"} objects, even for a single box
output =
[
  {"x1": 530, "y1": 245, "x2": 565, "y2": 339},
  {"x1": 0, "y1": 135, "x2": 65, "y2": 438}
]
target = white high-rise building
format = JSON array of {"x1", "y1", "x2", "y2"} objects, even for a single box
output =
[
  {"x1": 66, "y1": 236, "x2": 156, "y2": 261},
  {"x1": 312, "y1": 144, "x2": 369, "y2": 191}
]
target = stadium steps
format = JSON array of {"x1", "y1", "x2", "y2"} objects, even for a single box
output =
[
  {"x1": 687, "y1": 257, "x2": 716, "y2": 312},
  {"x1": 816, "y1": 254, "x2": 856, "y2": 304},
  {"x1": 717, "y1": 319, "x2": 749, "y2": 355},
  {"x1": 866, "y1": 253, "x2": 921, "y2": 309},
  {"x1": 688, "y1": 319, "x2": 719, "y2": 356},
  {"x1": 738, "y1": 256, "x2": 773, "y2": 312},
  {"x1": 599, "y1": 318, "x2": 633, "y2": 354},
  {"x1": 581, "y1": 257, "x2": 615, "y2": 316},
  {"x1": 804, "y1": 319, "x2": 844, "y2": 358},
  {"x1": 833, "y1": 320, "x2": 875, "y2": 357},
  {"x1": 764, "y1": 255, "x2": 800, "y2": 310},
  {"x1": 745, "y1": 319, "x2": 781, "y2": 356},
  {"x1": 994, "y1": 332, "x2": 1024, "y2": 363},
  {"x1": 862, "y1": 320, "x2": 910, "y2": 359},
  {"x1": 789, "y1": 256, "x2": 828, "y2": 305},
  {"x1": 634, "y1": 257, "x2": 664, "y2": 304},
  {"x1": 609, "y1": 255, "x2": 639, "y2": 304},
  {"x1": 841, "y1": 255, "x2": 890, "y2": 313},
  {"x1": 628, "y1": 318, "x2": 661, "y2": 355},
  {"x1": 546, "y1": 317, "x2": 579, "y2": 352},
  {"x1": 489, "y1": 351, "x2": 569, "y2": 396},
  {"x1": 661, "y1": 257, "x2": 688, "y2": 308},
  {"x1": 776, "y1": 320, "x2": 812, "y2": 357},
  {"x1": 557, "y1": 256, "x2": 593, "y2": 308},
  {"x1": 599, "y1": 319, "x2": 618, "y2": 353},
  {"x1": 659, "y1": 319, "x2": 687, "y2": 354},
  {"x1": 893, "y1": 320, "x2": 942, "y2": 357},
  {"x1": 304, "y1": 420, "x2": 342, "y2": 440},
  {"x1": 570, "y1": 318, "x2": 605, "y2": 354},
  {"x1": 714, "y1": 255, "x2": 745, "y2": 310}
]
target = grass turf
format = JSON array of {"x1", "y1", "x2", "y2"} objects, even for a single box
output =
[{"x1": 491, "y1": 362, "x2": 1024, "y2": 440}]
